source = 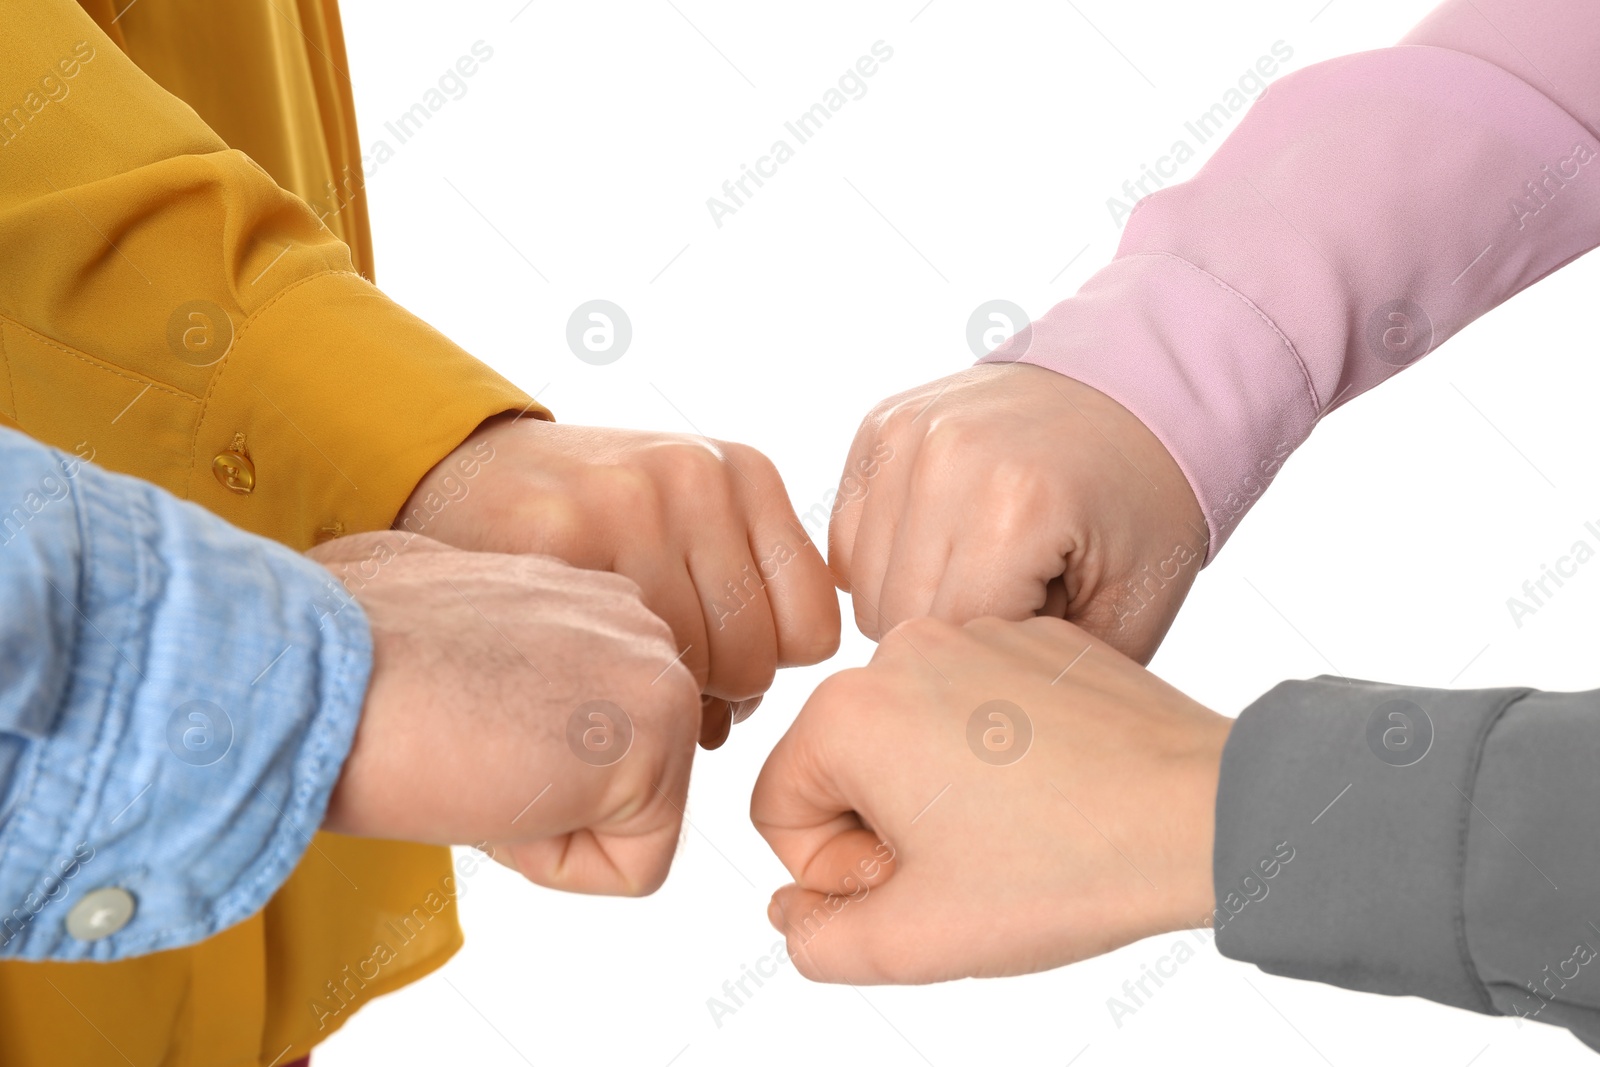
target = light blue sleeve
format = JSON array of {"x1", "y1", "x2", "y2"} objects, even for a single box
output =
[{"x1": 0, "y1": 425, "x2": 371, "y2": 961}]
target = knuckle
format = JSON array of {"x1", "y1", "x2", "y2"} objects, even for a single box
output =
[
  {"x1": 590, "y1": 565, "x2": 648, "y2": 610},
  {"x1": 852, "y1": 596, "x2": 886, "y2": 642},
  {"x1": 627, "y1": 836, "x2": 682, "y2": 898},
  {"x1": 631, "y1": 667, "x2": 700, "y2": 738},
  {"x1": 726, "y1": 441, "x2": 780, "y2": 486},
  {"x1": 862, "y1": 398, "x2": 903, "y2": 439},
  {"x1": 907, "y1": 422, "x2": 981, "y2": 494},
  {"x1": 870, "y1": 404, "x2": 921, "y2": 447},
  {"x1": 656, "y1": 440, "x2": 733, "y2": 502},
  {"x1": 592, "y1": 465, "x2": 662, "y2": 527},
  {"x1": 599, "y1": 567, "x2": 649, "y2": 606},
  {"x1": 786, "y1": 613, "x2": 842, "y2": 666},
  {"x1": 713, "y1": 662, "x2": 776, "y2": 705},
  {"x1": 915, "y1": 418, "x2": 967, "y2": 460},
  {"x1": 608, "y1": 582, "x2": 675, "y2": 643},
  {"x1": 661, "y1": 663, "x2": 703, "y2": 716},
  {"x1": 1018, "y1": 612, "x2": 1072, "y2": 639},
  {"x1": 963, "y1": 614, "x2": 1012, "y2": 638},
  {"x1": 869, "y1": 614, "x2": 956, "y2": 671},
  {"x1": 804, "y1": 667, "x2": 885, "y2": 723},
  {"x1": 876, "y1": 389, "x2": 935, "y2": 438},
  {"x1": 884, "y1": 613, "x2": 953, "y2": 647},
  {"x1": 974, "y1": 462, "x2": 1052, "y2": 540},
  {"x1": 526, "y1": 495, "x2": 592, "y2": 558}
]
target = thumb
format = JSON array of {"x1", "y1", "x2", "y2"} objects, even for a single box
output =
[
  {"x1": 767, "y1": 873, "x2": 952, "y2": 986},
  {"x1": 1072, "y1": 518, "x2": 1207, "y2": 665},
  {"x1": 768, "y1": 884, "x2": 884, "y2": 984}
]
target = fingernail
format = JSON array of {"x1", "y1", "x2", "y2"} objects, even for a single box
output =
[
  {"x1": 766, "y1": 894, "x2": 785, "y2": 932},
  {"x1": 699, "y1": 698, "x2": 732, "y2": 750},
  {"x1": 731, "y1": 695, "x2": 763, "y2": 724}
]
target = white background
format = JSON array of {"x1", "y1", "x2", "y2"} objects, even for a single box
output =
[{"x1": 321, "y1": 1, "x2": 1600, "y2": 1064}]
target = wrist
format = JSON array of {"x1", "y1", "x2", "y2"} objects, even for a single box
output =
[
  {"x1": 395, "y1": 408, "x2": 536, "y2": 539},
  {"x1": 984, "y1": 261, "x2": 1306, "y2": 566},
  {"x1": 1162, "y1": 710, "x2": 1231, "y2": 934}
]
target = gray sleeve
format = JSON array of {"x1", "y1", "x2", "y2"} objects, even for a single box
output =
[{"x1": 1213, "y1": 675, "x2": 1600, "y2": 1052}]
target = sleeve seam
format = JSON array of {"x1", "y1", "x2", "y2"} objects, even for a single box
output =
[
  {"x1": 1119, "y1": 249, "x2": 1323, "y2": 416},
  {"x1": 0, "y1": 454, "x2": 141, "y2": 956},
  {"x1": 1395, "y1": 40, "x2": 1600, "y2": 145},
  {"x1": 1453, "y1": 686, "x2": 1540, "y2": 1017},
  {"x1": 181, "y1": 268, "x2": 363, "y2": 497},
  {"x1": 64, "y1": 462, "x2": 151, "y2": 929},
  {"x1": 0, "y1": 324, "x2": 18, "y2": 421},
  {"x1": 0, "y1": 317, "x2": 202, "y2": 406},
  {"x1": 105, "y1": 596, "x2": 370, "y2": 956},
  {"x1": 0, "y1": 448, "x2": 96, "y2": 914}
]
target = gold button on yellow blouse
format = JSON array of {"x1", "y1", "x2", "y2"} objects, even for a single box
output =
[{"x1": 0, "y1": 2, "x2": 548, "y2": 1063}]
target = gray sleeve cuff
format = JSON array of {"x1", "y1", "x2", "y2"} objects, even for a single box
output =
[
  {"x1": 1464, "y1": 688, "x2": 1600, "y2": 1044},
  {"x1": 1213, "y1": 675, "x2": 1529, "y2": 1015}
]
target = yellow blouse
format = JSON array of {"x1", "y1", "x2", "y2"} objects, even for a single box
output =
[{"x1": 0, "y1": 1, "x2": 546, "y2": 1063}]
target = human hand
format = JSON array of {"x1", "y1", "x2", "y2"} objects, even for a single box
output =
[
  {"x1": 830, "y1": 363, "x2": 1207, "y2": 664},
  {"x1": 312, "y1": 532, "x2": 702, "y2": 896},
  {"x1": 400, "y1": 416, "x2": 841, "y2": 747},
  {"x1": 750, "y1": 614, "x2": 1230, "y2": 982}
]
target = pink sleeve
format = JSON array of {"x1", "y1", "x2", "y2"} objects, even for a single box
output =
[{"x1": 983, "y1": 0, "x2": 1600, "y2": 561}]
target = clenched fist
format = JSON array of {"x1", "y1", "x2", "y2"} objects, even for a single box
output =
[
  {"x1": 830, "y1": 363, "x2": 1207, "y2": 663},
  {"x1": 401, "y1": 416, "x2": 841, "y2": 747},
  {"x1": 314, "y1": 532, "x2": 702, "y2": 896},
  {"x1": 751, "y1": 614, "x2": 1230, "y2": 983}
]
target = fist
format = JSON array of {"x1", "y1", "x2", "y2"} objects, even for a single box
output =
[
  {"x1": 751, "y1": 614, "x2": 1230, "y2": 983},
  {"x1": 314, "y1": 532, "x2": 702, "y2": 896},
  {"x1": 829, "y1": 363, "x2": 1207, "y2": 664},
  {"x1": 402, "y1": 417, "x2": 841, "y2": 746}
]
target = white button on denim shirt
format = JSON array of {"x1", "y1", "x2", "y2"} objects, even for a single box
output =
[{"x1": 0, "y1": 426, "x2": 370, "y2": 962}]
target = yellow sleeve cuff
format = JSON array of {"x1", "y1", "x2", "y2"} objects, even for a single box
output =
[{"x1": 186, "y1": 269, "x2": 545, "y2": 549}]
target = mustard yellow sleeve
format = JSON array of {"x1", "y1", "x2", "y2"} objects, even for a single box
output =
[{"x1": 0, "y1": 0, "x2": 545, "y2": 549}]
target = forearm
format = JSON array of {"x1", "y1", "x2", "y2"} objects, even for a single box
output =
[
  {"x1": 0, "y1": 426, "x2": 369, "y2": 961},
  {"x1": 0, "y1": 0, "x2": 542, "y2": 548},
  {"x1": 1214, "y1": 674, "x2": 1600, "y2": 1050},
  {"x1": 986, "y1": 0, "x2": 1600, "y2": 558}
]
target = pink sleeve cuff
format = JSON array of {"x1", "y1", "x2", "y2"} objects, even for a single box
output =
[{"x1": 985, "y1": 20, "x2": 1600, "y2": 560}]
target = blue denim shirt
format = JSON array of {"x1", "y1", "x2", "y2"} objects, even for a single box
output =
[{"x1": 0, "y1": 425, "x2": 370, "y2": 961}]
